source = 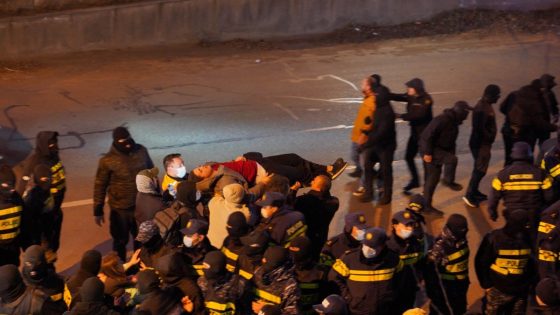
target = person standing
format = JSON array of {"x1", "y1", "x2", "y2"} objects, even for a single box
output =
[
  {"x1": 16, "y1": 131, "x2": 66, "y2": 259},
  {"x1": 0, "y1": 165, "x2": 23, "y2": 267},
  {"x1": 463, "y1": 84, "x2": 501, "y2": 207},
  {"x1": 538, "y1": 74, "x2": 559, "y2": 148},
  {"x1": 93, "y1": 126, "x2": 154, "y2": 262},
  {"x1": 391, "y1": 78, "x2": 434, "y2": 194},
  {"x1": 420, "y1": 101, "x2": 472, "y2": 214}
]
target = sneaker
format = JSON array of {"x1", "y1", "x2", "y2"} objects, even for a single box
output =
[
  {"x1": 329, "y1": 158, "x2": 348, "y2": 180},
  {"x1": 358, "y1": 192, "x2": 374, "y2": 203},
  {"x1": 353, "y1": 186, "x2": 366, "y2": 197},
  {"x1": 441, "y1": 180, "x2": 463, "y2": 191},
  {"x1": 462, "y1": 196, "x2": 479, "y2": 208},
  {"x1": 423, "y1": 206, "x2": 444, "y2": 216},
  {"x1": 348, "y1": 168, "x2": 363, "y2": 178},
  {"x1": 403, "y1": 180, "x2": 420, "y2": 192},
  {"x1": 474, "y1": 191, "x2": 488, "y2": 201}
]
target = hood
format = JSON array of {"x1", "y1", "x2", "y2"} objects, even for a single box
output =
[
  {"x1": 406, "y1": 78, "x2": 425, "y2": 95},
  {"x1": 155, "y1": 253, "x2": 187, "y2": 285},
  {"x1": 35, "y1": 131, "x2": 59, "y2": 159}
]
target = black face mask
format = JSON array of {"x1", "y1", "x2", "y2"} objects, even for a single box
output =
[
  {"x1": 114, "y1": 138, "x2": 136, "y2": 154},
  {"x1": 244, "y1": 244, "x2": 264, "y2": 257},
  {"x1": 227, "y1": 225, "x2": 248, "y2": 239}
]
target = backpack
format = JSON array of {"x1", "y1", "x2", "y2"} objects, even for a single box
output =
[{"x1": 153, "y1": 201, "x2": 201, "y2": 245}]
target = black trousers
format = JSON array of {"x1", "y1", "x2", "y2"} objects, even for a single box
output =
[
  {"x1": 429, "y1": 280, "x2": 468, "y2": 315},
  {"x1": 405, "y1": 130, "x2": 421, "y2": 184},
  {"x1": 503, "y1": 130, "x2": 514, "y2": 167},
  {"x1": 0, "y1": 243, "x2": 20, "y2": 267},
  {"x1": 423, "y1": 150, "x2": 457, "y2": 207},
  {"x1": 363, "y1": 146, "x2": 394, "y2": 198},
  {"x1": 466, "y1": 144, "x2": 491, "y2": 198},
  {"x1": 259, "y1": 153, "x2": 328, "y2": 186},
  {"x1": 110, "y1": 207, "x2": 140, "y2": 261},
  {"x1": 41, "y1": 209, "x2": 63, "y2": 253}
]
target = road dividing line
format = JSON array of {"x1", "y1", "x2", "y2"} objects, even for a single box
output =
[
  {"x1": 62, "y1": 198, "x2": 93, "y2": 208},
  {"x1": 273, "y1": 102, "x2": 300, "y2": 121}
]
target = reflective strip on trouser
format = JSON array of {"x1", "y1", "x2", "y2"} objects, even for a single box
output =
[
  {"x1": 205, "y1": 301, "x2": 236, "y2": 313},
  {"x1": 254, "y1": 288, "x2": 281, "y2": 304}
]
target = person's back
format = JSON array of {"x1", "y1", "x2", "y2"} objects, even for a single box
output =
[
  {"x1": 65, "y1": 250, "x2": 102, "y2": 308},
  {"x1": 0, "y1": 264, "x2": 56, "y2": 315},
  {"x1": 135, "y1": 269, "x2": 183, "y2": 315},
  {"x1": 65, "y1": 277, "x2": 119, "y2": 315}
]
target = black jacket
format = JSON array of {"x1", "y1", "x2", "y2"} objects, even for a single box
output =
[
  {"x1": 135, "y1": 192, "x2": 165, "y2": 224},
  {"x1": 65, "y1": 301, "x2": 119, "y2": 315},
  {"x1": 256, "y1": 206, "x2": 306, "y2": 247},
  {"x1": 362, "y1": 86, "x2": 397, "y2": 149},
  {"x1": 420, "y1": 108, "x2": 461, "y2": 156},
  {"x1": 470, "y1": 97, "x2": 497, "y2": 147},
  {"x1": 93, "y1": 144, "x2": 153, "y2": 215},
  {"x1": 509, "y1": 81, "x2": 557, "y2": 136},
  {"x1": 390, "y1": 92, "x2": 433, "y2": 134},
  {"x1": 320, "y1": 232, "x2": 361, "y2": 268}
]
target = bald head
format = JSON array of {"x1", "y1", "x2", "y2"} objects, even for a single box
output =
[{"x1": 311, "y1": 175, "x2": 331, "y2": 192}]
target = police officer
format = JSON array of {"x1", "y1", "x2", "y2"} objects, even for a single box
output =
[
  {"x1": 93, "y1": 126, "x2": 154, "y2": 262},
  {"x1": 464, "y1": 84, "x2": 501, "y2": 207},
  {"x1": 425, "y1": 214, "x2": 469, "y2": 315},
  {"x1": 236, "y1": 229, "x2": 270, "y2": 281},
  {"x1": 221, "y1": 211, "x2": 249, "y2": 273},
  {"x1": 16, "y1": 131, "x2": 66, "y2": 260},
  {"x1": 420, "y1": 101, "x2": 472, "y2": 214},
  {"x1": 252, "y1": 246, "x2": 300, "y2": 315},
  {"x1": 534, "y1": 278, "x2": 560, "y2": 314},
  {"x1": 255, "y1": 191, "x2": 307, "y2": 247},
  {"x1": 387, "y1": 210, "x2": 425, "y2": 314},
  {"x1": 289, "y1": 236, "x2": 327, "y2": 315},
  {"x1": 541, "y1": 136, "x2": 560, "y2": 199},
  {"x1": 197, "y1": 250, "x2": 248, "y2": 314},
  {"x1": 475, "y1": 209, "x2": 535, "y2": 315},
  {"x1": 329, "y1": 227, "x2": 402, "y2": 315},
  {"x1": 181, "y1": 219, "x2": 217, "y2": 279},
  {"x1": 537, "y1": 224, "x2": 560, "y2": 279},
  {"x1": 313, "y1": 294, "x2": 348, "y2": 315},
  {"x1": 488, "y1": 142, "x2": 553, "y2": 234},
  {"x1": 391, "y1": 78, "x2": 434, "y2": 194},
  {"x1": 0, "y1": 164, "x2": 23, "y2": 266},
  {"x1": 320, "y1": 212, "x2": 368, "y2": 268}
]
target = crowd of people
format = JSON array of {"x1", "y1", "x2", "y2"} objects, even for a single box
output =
[{"x1": 0, "y1": 73, "x2": 560, "y2": 314}]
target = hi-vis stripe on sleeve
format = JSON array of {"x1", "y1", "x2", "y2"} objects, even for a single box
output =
[
  {"x1": 332, "y1": 259, "x2": 350, "y2": 277},
  {"x1": 492, "y1": 178, "x2": 502, "y2": 191},
  {"x1": 548, "y1": 163, "x2": 560, "y2": 178},
  {"x1": 539, "y1": 222, "x2": 556, "y2": 234},
  {"x1": 542, "y1": 176, "x2": 553, "y2": 189},
  {"x1": 502, "y1": 181, "x2": 543, "y2": 191},
  {"x1": 539, "y1": 249, "x2": 557, "y2": 262}
]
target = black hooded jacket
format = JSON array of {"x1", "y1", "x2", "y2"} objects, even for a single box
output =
[
  {"x1": 390, "y1": 82, "x2": 433, "y2": 134},
  {"x1": 362, "y1": 84, "x2": 397, "y2": 149},
  {"x1": 470, "y1": 96, "x2": 498, "y2": 147},
  {"x1": 420, "y1": 108, "x2": 463, "y2": 156},
  {"x1": 509, "y1": 81, "x2": 557, "y2": 136}
]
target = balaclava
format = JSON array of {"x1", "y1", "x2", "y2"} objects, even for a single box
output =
[
  {"x1": 112, "y1": 127, "x2": 135, "y2": 154},
  {"x1": 226, "y1": 211, "x2": 249, "y2": 238},
  {"x1": 203, "y1": 251, "x2": 227, "y2": 280},
  {"x1": 80, "y1": 250, "x2": 102, "y2": 275},
  {"x1": 22, "y1": 245, "x2": 48, "y2": 284},
  {"x1": 262, "y1": 246, "x2": 288, "y2": 275},
  {"x1": 289, "y1": 236, "x2": 312, "y2": 266},
  {"x1": 483, "y1": 84, "x2": 501, "y2": 104},
  {"x1": 446, "y1": 214, "x2": 468, "y2": 240}
]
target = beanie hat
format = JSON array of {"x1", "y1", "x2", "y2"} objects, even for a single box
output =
[
  {"x1": 80, "y1": 250, "x2": 102, "y2": 275},
  {"x1": 112, "y1": 126, "x2": 130, "y2": 141},
  {"x1": 511, "y1": 141, "x2": 532, "y2": 161},
  {"x1": 446, "y1": 214, "x2": 468, "y2": 237},
  {"x1": 483, "y1": 84, "x2": 501, "y2": 99},
  {"x1": 137, "y1": 269, "x2": 160, "y2": 295},
  {"x1": 262, "y1": 246, "x2": 288, "y2": 271},
  {"x1": 202, "y1": 250, "x2": 227, "y2": 280},
  {"x1": 176, "y1": 181, "x2": 197, "y2": 206},
  {"x1": 226, "y1": 211, "x2": 248, "y2": 238},
  {"x1": 536, "y1": 277, "x2": 560, "y2": 306},
  {"x1": 0, "y1": 165, "x2": 15, "y2": 186},
  {"x1": 80, "y1": 277, "x2": 105, "y2": 302}
]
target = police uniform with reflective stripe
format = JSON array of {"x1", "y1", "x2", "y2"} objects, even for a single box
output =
[
  {"x1": 199, "y1": 274, "x2": 247, "y2": 315},
  {"x1": 221, "y1": 246, "x2": 241, "y2": 273},
  {"x1": 488, "y1": 162, "x2": 553, "y2": 227},
  {"x1": 295, "y1": 266, "x2": 326, "y2": 315},
  {"x1": 537, "y1": 225, "x2": 560, "y2": 279},
  {"x1": 256, "y1": 207, "x2": 307, "y2": 248},
  {"x1": 49, "y1": 162, "x2": 66, "y2": 196},
  {"x1": 235, "y1": 253, "x2": 262, "y2": 281},
  {"x1": 542, "y1": 150, "x2": 560, "y2": 182},
  {"x1": 0, "y1": 204, "x2": 23, "y2": 243},
  {"x1": 475, "y1": 229, "x2": 535, "y2": 297},
  {"x1": 181, "y1": 239, "x2": 217, "y2": 278},
  {"x1": 329, "y1": 247, "x2": 403, "y2": 315},
  {"x1": 386, "y1": 234, "x2": 426, "y2": 314},
  {"x1": 319, "y1": 232, "x2": 361, "y2": 268}
]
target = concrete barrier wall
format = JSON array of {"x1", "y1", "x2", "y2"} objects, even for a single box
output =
[{"x1": 0, "y1": 0, "x2": 559, "y2": 58}]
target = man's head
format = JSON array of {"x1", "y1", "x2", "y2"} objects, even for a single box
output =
[
  {"x1": 80, "y1": 250, "x2": 102, "y2": 275},
  {"x1": 406, "y1": 78, "x2": 425, "y2": 96},
  {"x1": 190, "y1": 164, "x2": 214, "y2": 182},
  {"x1": 202, "y1": 250, "x2": 227, "y2": 280},
  {"x1": 343, "y1": 212, "x2": 368, "y2": 240},
  {"x1": 451, "y1": 101, "x2": 472, "y2": 123},
  {"x1": 310, "y1": 175, "x2": 331, "y2": 192},
  {"x1": 361, "y1": 227, "x2": 387, "y2": 259},
  {"x1": 256, "y1": 192, "x2": 286, "y2": 219},
  {"x1": 510, "y1": 141, "x2": 533, "y2": 162},
  {"x1": 391, "y1": 210, "x2": 418, "y2": 240},
  {"x1": 313, "y1": 294, "x2": 348, "y2": 315},
  {"x1": 541, "y1": 74, "x2": 557, "y2": 90},
  {"x1": 135, "y1": 220, "x2": 160, "y2": 245},
  {"x1": 536, "y1": 277, "x2": 560, "y2": 307},
  {"x1": 483, "y1": 84, "x2": 501, "y2": 104},
  {"x1": 445, "y1": 214, "x2": 468, "y2": 239},
  {"x1": 361, "y1": 77, "x2": 374, "y2": 97},
  {"x1": 241, "y1": 229, "x2": 270, "y2": 256},
  {"x1": 226, "y1": 211, "x2": 249, "y2": 238},
  {"x1": 261, "y1": 246, "x2": 289, "y2": 274},
  {"x1": 112, "y1": 126, "x2": 135, "y2": 154},
  {"x1": 163, "y1": 153, "x2": 186, "y2": 179},
  {"x1": 22, "y1": 245, "x2": 48, "y2": 284},
  {"x1": 183, "y1": 219, "x2": 209, "y2": 248},
  {"x1": 136, "y1": 167, "x2": 160, "y2": 194}
]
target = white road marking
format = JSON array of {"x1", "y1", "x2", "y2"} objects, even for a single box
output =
[
  {"x1": 273, "y1": 102, "x2": 299, "y2": 120},
  {"x1": 62, "y1": 198, "x2": 93, "y2": 208},
  {"x1": 299, "y1": 124, "x2": 353, "y2": 133},
  {"x1": 286, "y1": 74, "x2": 359, "y2": 91},
  {"x1": 278, "y1": 95, "x2": 362, "y2": 104}
]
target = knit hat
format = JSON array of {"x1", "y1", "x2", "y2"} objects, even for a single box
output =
[
  {"x1": 262, "y1": 246, "x2": 288, "y2": 272},
  {"x1": 184, "y1": 219, "x2": 209, "y2": 236},
  {"x1": 537, "y1": 278, "x2": 560, "y2": 306},
  {"x1": 240, "y1": 229, "x2": 270, "y2": 256},
  {"x1": 446, "y1": 214, "x2": 468, "y2": 237},
  {"x1": 136, "y1": 220, "x2": 160, "y2": 244},
  {"x1": 223, "y1": 183, "x2": 246, "y2": 211},
  {"x1": 137, "y1": 269, "x2": 160, "y2": 295},
  {"x1": 0, "y1": 165, "x2": 15, "y2": 186},
  {"x1": 313, "y1": 294, "x2": 348, "y2": 315},
  {"x1": 80, "y1": 250, "x2": 102, "y2": 275},
  {"x1": 511, "y1": 141, "x2": 532, "y2": 161},
  {"x1": 80, "y1": 277, "x2": 105, "y2": 302},
  {"x1": 202, "y1": 250, "x2": 227, "y2": 280},
  {"x1": 112, "y1": 126, "x2": 130, "y2": 141},
  {"x1": 259, "y1": 305, "x2": 282, "y2": 315},
  {"x1": 344, "y1": 212, "x2": 367, "y2": 233},
  {"x1": 226, "y1": 211, "x2": 249, "y2": 238},
  {"x1": 362, "y1": 227, "x2": 387, "y2": 249}
]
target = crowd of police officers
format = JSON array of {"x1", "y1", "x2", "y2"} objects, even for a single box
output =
[{"x1": 0, "y1": 73, "x2": 560, "y2": 314}]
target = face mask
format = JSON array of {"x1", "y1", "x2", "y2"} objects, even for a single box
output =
[
  {"x1": 175, "y1": 166, "x2": 187, "y2": 179},
  {"x1": 183, "y1": 235, "x2": 194, "y2": 248},
  {"x1": 362, "y1": 245, "x2": 377, "y2": 259},
  {"x1": 354, "y1": 229, "x2": 365, "y2": 241},
  {"x1": 398, "y1": 229, "x2": 413, "y2": 240}
]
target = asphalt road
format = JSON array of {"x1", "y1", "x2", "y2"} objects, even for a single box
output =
[{"x1": 1, "y1": 30, "x2": 559, "y2": 311}]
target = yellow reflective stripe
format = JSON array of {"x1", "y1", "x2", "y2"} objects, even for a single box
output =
[
  {"x1": 490, "y1": 264, "x2": 524, "y2": 275},
  {"x1": 284, "y1": 223, "x2": 308, "y2": 247},
  {"x1": 541, "y1": 159, "x2": 547, "y2": 170},
  {"x1": 0, "y1": 206, "x2": 22, "y2": 216},
  {"x1": 400, "y1": 252, "x2": 421, "y2": 265},
  {"x1": 205, "y1": 301, "x2": 236, "y2": 312},
  {"x1": 542, "y1": 176, "x2": 553, "y2": 189},
  {"x1": 348, "y1": 273, "x2": 394, "y2": 282},
  {"x1": 349, "y1": 268, "x2": 396, "y2": 275},
  {"x1": 495, "y1": 258, "x2": 528, "y2": 268},
  {"x1": 50, "y1": 293, "x2": 63, "y2": 302},
  {"x1": 63, "y1": 284, "x2": 72, "y2": 307},
  {"x1": 447, "y1": 248, "x2": 469, "y2": 261},
  {"x1": 0, "y1": 231, "x2": 19, "y2": 240},
  {"x1": 549, "y1": 164, "x2": 560, "y2": 177},
  {"x1": 400, "y1": 252, "x2": 420, "y2": 259},
  {"x1": 238, "y1": 269, "x2": 253, "y2": 280},
  {"x1": 225, "y1": 264, "x2": 235, "y2": 272},
  {"x1": 194, "y1": 264, "x2": 204, "y2": 276},
  {"x1": 502, "y1": 181, "x2": 543, "y2": 190},
  {"x1": 539, "y1": 222, "x2": 556, "y2": 234},
  {"x1": 444, "y1": 259, "x2": 469, "y2": 273},
  {"x1": 497, "y1": 249, "x2": 531, "y2": 256},
  {"x1": 492, "y1": 178, "x2": 502, "y2": 190},
  {"x1": 440, "y1": 273, "x2": 468, "y2": 280},
  {"x1": 509, "y1": 174, "x2": 535, "y2": 180},
  {"x1": 221, "y1": 247, "x2": 239, "y2": 261},
  {"x1": 254, "y1": 289, "x2": 281, "y2": 304},
  {"x1": 0, "y1": 217, "x2": 20, "y2": 231},
  {"x1": 539, "y1": 249, "x2": 557, "y2": 262},
  {"x1": 299, "y1": 282, "x2": 320, "y2": 290},
  {"x1": 332, "y1": 259, "x2": 350, "y2": 277}
]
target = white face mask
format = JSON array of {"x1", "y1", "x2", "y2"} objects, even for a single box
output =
[
  {"x1": 183, "y1": 235, "x2": 194, "y2": 248},
  {"x1": 354, "y1": 229, "x2": 365, "y2": 241},
  {"x1": 362, "y1": 245, "x2": 377, "y2": 259},
  {"x1": 175, "y1": 166, "x2": 187, "y2": 178},
  {"x1": 398, "y1": 229, "x2": 413, "y2": 240}
]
